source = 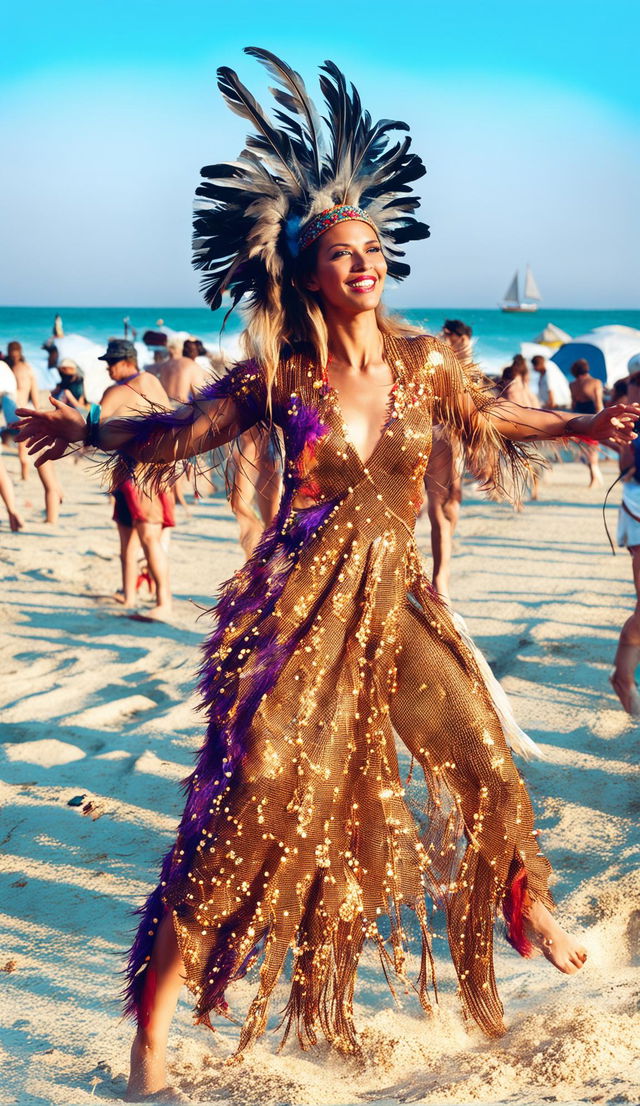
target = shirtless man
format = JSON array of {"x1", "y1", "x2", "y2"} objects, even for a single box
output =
[
  {"x1": 98, "y1": 340, "x2": 175, "y2": 621},
  {"x1": 570, "y1": 358, "x2": 604, "y2": 487},
  {"x1": 6, "y1": 341, "x2": 62, "y2": 523},
  {"x1": 158, "y1": 338, "x2": 210, "y2": 403}
]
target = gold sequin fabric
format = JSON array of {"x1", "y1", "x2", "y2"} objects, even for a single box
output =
[{"x1": 124, "y1": 334, "x2": 553, "y2": 1052}]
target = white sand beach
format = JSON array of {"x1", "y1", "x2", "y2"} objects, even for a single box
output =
[{"x1": 0, "y1": 449, "x2": 638, "y2": 1106}]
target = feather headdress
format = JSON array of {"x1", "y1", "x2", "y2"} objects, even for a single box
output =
[{"x1": 193, "y1": 47, "x2": 430, "y2": 311}]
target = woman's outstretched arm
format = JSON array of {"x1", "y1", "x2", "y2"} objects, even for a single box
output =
[
  {"x1": 486, "y1": 397, "x2": 640, "y2": 446},
  {"x1": 431, "y1": 339, "x2": 640, "y2": 447},
  {"x1": 15, "y1": 365, "x2": 265, "y2": 469},
  {"x1": 429, "y1": 338, "x2": 640, "y2": 502}
]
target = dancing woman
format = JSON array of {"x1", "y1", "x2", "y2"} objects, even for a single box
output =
[{"x1": 17, "y1": 49, "x2": 639, "y2": 1100}]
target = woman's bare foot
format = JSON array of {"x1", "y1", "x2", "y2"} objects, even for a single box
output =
[
  {"x1": 8, "y1": 510, "x2": 24, "y2": 532},
  {"x1": 610, "y1": 669, "x2": 640, "y2": 716},
  {"x1": 524, "y1": 900, "x2": 587, "y2": 974},
  {"x1": 125, "y1": 1032, "x2": 189, "y2": 1101},
  {"x1": 125, "y1": 1033, "x2": 172, "y2": 1101}
]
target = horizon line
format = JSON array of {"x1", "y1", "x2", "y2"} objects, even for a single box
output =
[{"x1": 1, "y1": 304, "x2": 639, "y2": 313}]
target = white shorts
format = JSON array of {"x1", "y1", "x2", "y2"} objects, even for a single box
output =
[{"x1": 617, "y1": 482, "x2": 640, "y2": 549}]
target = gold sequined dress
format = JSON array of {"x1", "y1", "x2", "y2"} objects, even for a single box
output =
[{"x1": 121, "y1": 334, "x2": 553, "y2": 1051}]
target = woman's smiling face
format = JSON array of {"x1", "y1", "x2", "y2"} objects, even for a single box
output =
[{"x1": 304, "y1": 220, "x2": 387, "y2": 314}]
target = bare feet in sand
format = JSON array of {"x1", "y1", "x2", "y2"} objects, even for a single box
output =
[
  {"x1": 125, "y1": 1034, "x2": 188, "y2": 1102},
  {"x1": 129, "y1": 605, "x2": 173, "y2": 624},
  {"x1": 524, "y1": 900, "x2": 588, "y2": 974},
  {"x1": 610, "y1": 668, "x2": 640, "y2": 717},
  {"x1": 8, "y1": 510, "x2": 24, "y2": 532},
  {"x1": 112, "y1": 592, "x2": 137, "y2": 609}
]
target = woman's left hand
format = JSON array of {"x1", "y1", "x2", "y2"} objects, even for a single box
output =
[{"x1": 579, "y1": 403, "x2": 640, "y2": 444}]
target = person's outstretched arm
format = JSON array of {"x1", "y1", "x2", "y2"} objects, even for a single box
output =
[
  {"x1": 15, "y1": 363, "x2": 267, "y2": 470},
  {"x1": 487, "y1": 396, "x2": 639, "y2": 445},
  {"x1": 429, "y1": 339, "x2": 640, "y2": 502},
  {"x1": 432, "y1": 342, "x2": 639, "y2": 447}
]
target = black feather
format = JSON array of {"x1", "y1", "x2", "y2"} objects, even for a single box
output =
[
  {"x1": 217, "y1": 66, "x2": 302, "y2": 189},
  {"x1": 244, "y1": 47, "x2": 324, "y2": 188}
]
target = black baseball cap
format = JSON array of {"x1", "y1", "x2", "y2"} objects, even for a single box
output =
[{"x1": 99, "y1": 339, "x2": 137, "y2": 363}]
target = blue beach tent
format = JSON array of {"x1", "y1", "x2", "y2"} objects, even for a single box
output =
[{"x1": 552, "y1": 325, "x2": 640, "y2": 386}]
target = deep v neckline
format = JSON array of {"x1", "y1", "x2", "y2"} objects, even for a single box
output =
[{"x1": 323, "y1": 340, "x2": 401, "y2": 471}]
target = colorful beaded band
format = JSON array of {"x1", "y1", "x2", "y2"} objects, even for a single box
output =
[
  {"x1": 85, "y1": 402, "x2": 102, "y2": 447},
  {"x1": 298, "y1": 205, "x2": 377, "y2": 252}
]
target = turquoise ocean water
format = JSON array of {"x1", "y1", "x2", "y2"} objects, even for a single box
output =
[{"x1": 1, "y1": 305, "x2": 639, "y2": 388}]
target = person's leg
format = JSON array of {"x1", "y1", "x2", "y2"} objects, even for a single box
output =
[
  {"x1": 136, "y1": 521, "x2": 172, "y2": 618},
  {"x1": 611, "y1": 546, "x2": 640, "y2": 715},
  {"x1": 442, "y1": 472, "x2": 462, "y2": 531},
  {"x1": 126, "y1": 912, "x2": 185, "y2": 1099},
  {"x1": 117, "y1": 523, "x2": 140, "y2": 607},
  {"x1": 0, "y1": 460, "x2": 23, "y2": 530},
  {"x1": 37, "y1": 460, "x2": 62, "y2": 524},
  {"x1": 587, "y1": 445, "x2": 603, "y2": 488},
  {"x1": 426, "y1": 494, "x2": 452, "y2": 599},
  {"x1": 173, "y1": 474, "x2": 190, "y2": 513},
  {"x1": 425, "y1": 435, "x2": 459, "y2": 601},
  {"x1": 17, "y1": 439, "x2": 29, "y2": 481}
]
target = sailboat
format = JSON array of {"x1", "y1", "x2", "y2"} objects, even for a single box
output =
[{"x1": 499, "y1": 265, "x2": 541, "y2": 313}]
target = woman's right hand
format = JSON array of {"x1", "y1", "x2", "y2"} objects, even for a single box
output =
[{"x1": 15, "y1": 395, "x2": 87, "y2": 466}]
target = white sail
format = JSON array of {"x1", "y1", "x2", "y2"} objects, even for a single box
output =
[
  {"x1": 524, "y1": 264, "x2": 541, "y2": 302},
  {"x1": 503, "y1": 271, "x2": 519, "y2": 303}
]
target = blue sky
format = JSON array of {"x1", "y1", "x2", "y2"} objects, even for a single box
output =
[{"x1": 1, "y1": 0, "x2": 638, "y2": 308}]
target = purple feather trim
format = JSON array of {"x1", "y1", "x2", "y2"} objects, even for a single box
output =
[
  {"x1": 284, "y1": 394, "x2": 327, "y2": 458},
  {"x1": 123, "y1": 396, "x2": 335, "y2": 1022}
]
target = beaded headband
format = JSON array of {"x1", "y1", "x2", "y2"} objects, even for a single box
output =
[{"x1": 298, "y1": 205, "x2": 377, "y2": 253}]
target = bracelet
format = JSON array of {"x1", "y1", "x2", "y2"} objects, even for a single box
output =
[
  {"x1": 562, "y1": 415, "x2": 583, "y2": 437},
  {"x1": 86, "y1": 403, "x2": 102, "y2": 447},
  {"x1": 561, "y1": 415, "x2": 598, "y2": 445}
]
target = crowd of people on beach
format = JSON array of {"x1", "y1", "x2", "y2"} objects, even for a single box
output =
[
  {"x1": 2, "y1": 318, "x2": 639, "y2": 651},
  {"x1": 3, "y1": 316, "x2": 640, "y2": 723}
]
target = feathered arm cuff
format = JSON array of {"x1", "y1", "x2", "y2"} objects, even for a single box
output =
[
  {"x1": 95, "y1": 362, "x2": 270, "y2": 494},
  {"x1": 429, "y1": 341, "x2": 544, "y2": 504}
]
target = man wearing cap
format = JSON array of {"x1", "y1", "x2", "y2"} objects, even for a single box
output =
[{"x1": 98, "y1": 340, "x2": 176, "y2": 621}]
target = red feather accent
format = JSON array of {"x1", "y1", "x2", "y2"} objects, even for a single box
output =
[{"x1": 503, "y1": 861, "x2": 534, "y2": 958}]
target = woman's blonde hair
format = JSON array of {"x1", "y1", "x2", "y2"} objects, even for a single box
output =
[{"x1": 239, "y1": 237, "x2": 420, "y2": 406}]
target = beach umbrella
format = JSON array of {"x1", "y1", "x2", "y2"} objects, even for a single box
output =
[
  {"x1": 533, "y1": 323, "x2": 572, "y2": 347},
  {"x1": 551, "y1": 325, "x2": 640, "y2": 387}
]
